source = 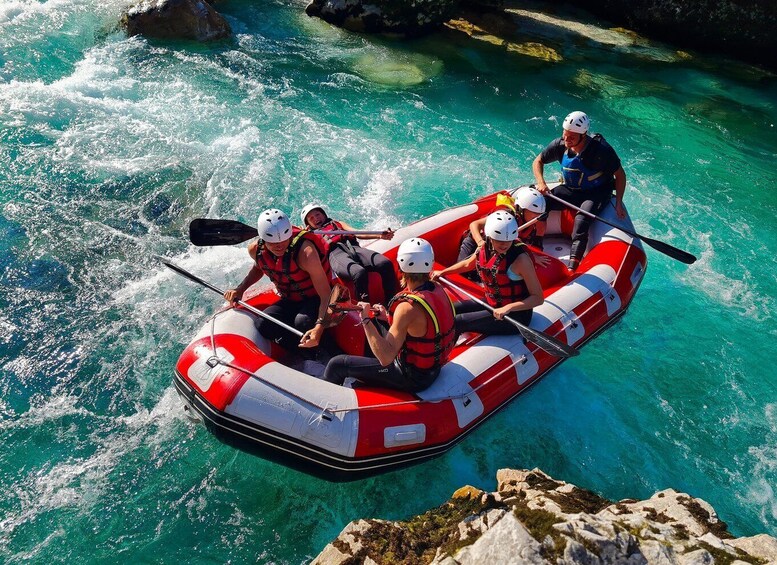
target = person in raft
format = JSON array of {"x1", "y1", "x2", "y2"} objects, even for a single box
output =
[
  {"x1": 532, "y1": 110, "x2": 627, "y2": 271},
  {"x1": 300, "y1": 203, "x2": 397, "y2": 303},
  {"x1": 457, "y1": 187, "x2": 549, "y2": 263},
  {"x1": 432, "y1": 211, "x2": 544, "y2": 334},
  {"x1": 223, "y1": 208, "x2": 332, "y2": 350},
  {"x1": 456, "y1": 191, "x2": 518, "y2": 262},
  {"x1": 321, "y1": 238, "x2": 456, "y2": 392}
]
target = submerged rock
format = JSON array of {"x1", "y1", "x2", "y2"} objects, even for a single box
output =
[
  {"x1": 312, "y1": 468, "x2": 777, "y2": 564},
  {"x1": 121, "y1": 0, "x2": 231, "y2": 42}
]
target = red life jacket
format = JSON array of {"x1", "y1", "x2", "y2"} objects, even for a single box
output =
[
  {"x1": 388, "y1": 281, "x2": 456, "y2": 374},
  {"x1": 255, "y1": 227, "x2": 332, "y2": 301},
  {"x1": 476, "y1": 242, "x2": 529, "y2": 308},
  {"x1": 317, "y1": 219, "x2": 357, "y2": 250}
]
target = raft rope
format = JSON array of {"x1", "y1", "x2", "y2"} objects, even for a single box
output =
[
  {"x1": 203, "y1": 308, "x2": 536, "y2": 414},
  {"x1": 200, "y1": 242, "x2": 631, "y2": 416}
]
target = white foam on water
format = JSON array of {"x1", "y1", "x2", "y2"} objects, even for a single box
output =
[
  {"x1": 0, "y1": 393, "x2": 91, "y2": 432},
  {"x1": 677, "y1": 232, "x2": 773, "y2": 322},
  {"x1": 743, "y1": 403, "x2": 777, "y2": 525},
  {"x1": 0, "y1": 388, "x2": 186, "y2": 540}
]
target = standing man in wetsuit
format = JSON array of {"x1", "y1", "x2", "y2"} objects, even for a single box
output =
[
  {"x1": 532, "y1": 111, "x2": 627, "y2": 271},
  {"x1": 322, "y1": 238, "x2": 456, "y2": 392}
]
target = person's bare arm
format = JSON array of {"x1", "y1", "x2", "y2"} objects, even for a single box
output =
[
  {"x1": 532, "y1": 154, "x2": 549, "y2": 193},
  {"x1": 297, "y1": 241, "x2": 332, "y2": 347},
  {"x1": 224, "y1": 241, "x2": 263, "y2": 302},
  {"x1": 468, "y1": 217, "x2": 487, "y2": 248},
  {"x1": 613, "y1": 167, "x2": 627, "y2": 219},
  {"x1": 431, "y1": 253, "x2": 477, "y2": 280},
  {"x1": 361, "y1": 301, "x2": 416, "y2": 366}
]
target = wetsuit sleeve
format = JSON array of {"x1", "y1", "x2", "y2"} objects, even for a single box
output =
[{"x1": 539, "y1": 137, "x2": 565, "y2": 165}]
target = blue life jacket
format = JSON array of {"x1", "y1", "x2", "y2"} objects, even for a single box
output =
[{"x1": 560, "y1": 134, "x2": 611, "y2": 191}]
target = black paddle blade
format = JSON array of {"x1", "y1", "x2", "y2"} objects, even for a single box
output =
[
  {"x1": 515, "y1": 324, "x2": 580, "y2": 358},
  {"x1": 189, "y1": 218, "x2": 258, "y2": 246},
  {"x1": 641, "y1": 236, "x2": 696, "y2": 264}
]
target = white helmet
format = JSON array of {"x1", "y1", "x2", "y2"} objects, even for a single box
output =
[
  {"x1": 562, "y1": 111, "x2": 589, "y2": 134},
  {"x1": 300, "y1": 203, "x2": 325, "y2": 225},
  {"x1": 484, "y1": 210, "x2": 519, "y2": 242},
  {"x1": 257, "y1": 208, "x2": 292, "y2": 243},
  {"x1": 396, "y1": 238, "x2": 434, "y2": 274},
  {"x1": 513, "y1": 186, "x2": 546, "y2": 214}
]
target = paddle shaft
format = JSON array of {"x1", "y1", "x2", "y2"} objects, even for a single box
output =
[
  {"x1": 542, "y1": 191, "x2": 696, "y2": 264},
  {"x1": 189, "y1": 218, "x2": 389, "y2": 246},
  {"x1": 313, "y1": 229, "x2": 386, "y2": 236},
  {"x1": 438, "y1": 277, "x2": 578, "y2": 358},
  {"x1": 160, "y1": 258, "x2": 304, "y2": 337}
]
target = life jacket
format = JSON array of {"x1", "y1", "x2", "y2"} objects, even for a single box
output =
[
  {"x1": 255, "y1": 227, "x2": 332, "y2": 301},
  {"x1": 316, "y1": 218, "x2": 358, "y2": 250},
  {"x1": 476, "y1": 242, "x2": 529, "y2": 307},
  {"x1": 388, "y1": 281, "x2": 456, "y2": 374},
  {"x1": 560, "y1": 133, "x2": 611, "y2": 191},
  {"x1": 494, "y1": 192, "x2": 516, "y2": 214}
]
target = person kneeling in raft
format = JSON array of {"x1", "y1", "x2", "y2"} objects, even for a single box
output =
[
  {"x1": 224, "y1": 208, "x2": 332, "y2": 350},
  {"x1": 432, "y1": 211, "x2": 544, "y2": 334},
  {"x1": 300, "y1": 203, "x2": 397, "y2": 304},
  {"x1": 321, "y1": 238, "x2": 456, "y2": 392}
]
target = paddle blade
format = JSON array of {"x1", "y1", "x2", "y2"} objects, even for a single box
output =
[
  {"x1": 189, "y1": 218, "x2": 258, "y2": 246},
  {"x1": 515, "y1": 323, "x2": 580, "y2": 358},
  {"x1": 641, "y1": 236, "x2": 697, "y2": 264}
]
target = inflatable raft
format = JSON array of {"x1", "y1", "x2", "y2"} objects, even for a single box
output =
[{"x1": 172, "y1": 186, "x2": 647, "y2": 480}]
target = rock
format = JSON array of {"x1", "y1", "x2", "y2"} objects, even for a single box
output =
[
  {"x1": 311, "y1": 519, "x2": 374, "y2": 565},
  {"x1": 570, "y1": 0, "x2": 777, "y2": 72},
  {"x1": 447, "y1": 512, "x2": 548, "y2": 565},
  {"x1": 305, "y1": 0, "x2": 459, "y2": 37},
  {"x1": 678, "y1": 548, "x2": 714, "y2": 565},
  {"x1": 452, "y1": 485, "x2": 485, "y2": 500},
  {"x1": 728, "y1": 533, "x2": 777, "y2": 562},
  {"x1": 639, "y1": 539, "x2": 676, "y2": 564},
  {"x1": 313, "y1": 468, "x2": 777, "y2": 565},
  {"x1": 122, "y1": 0, "x2": 231, "y2": 41}
]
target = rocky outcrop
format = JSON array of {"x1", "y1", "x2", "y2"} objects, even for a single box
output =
[
  {"x1": 305, "y1": 0, "x2": 460, "y2": 36},
  {"x1": 121, "y1": 0, "x2": 231, "y2": 42},
  {"x1": 571, "y1": 0, "x2": 777, "y2": 73},
  {"x1": 313, "y1": 468, "x2": 777, "y2": 564}
]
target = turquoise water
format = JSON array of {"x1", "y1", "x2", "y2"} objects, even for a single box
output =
[{"x1": 1, "y1": 0, "x2": 776, "y2": 561}]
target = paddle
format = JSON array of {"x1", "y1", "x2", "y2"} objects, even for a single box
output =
[
  {"x1": 438, "y1": 277, "x2": 579, "y2": 358},
  {"x1": 160, "y1": 257, "x2": 304, "y2": 337},
  {"x1": 189, "y1": 218, "x2": 389, "y2": 247},
  {"x1": 542, "y1": 191, "x2": 697, "y2": 264}
]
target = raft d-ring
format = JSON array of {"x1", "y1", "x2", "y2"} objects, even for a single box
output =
[
  {"x1": 517, "y1": 355, "x2": 528, "y2": 365},
  {"x1": 206, "y1": 356, "x2": 220, "y2": 368}
]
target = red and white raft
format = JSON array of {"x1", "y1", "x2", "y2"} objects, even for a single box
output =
[{"x1": 173, "y1": 186, "x2": 647, "y2": 480}]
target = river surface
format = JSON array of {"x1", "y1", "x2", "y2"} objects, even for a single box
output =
[{"x1": 1, "y1": 0, "x2": 776, "y2": 562}]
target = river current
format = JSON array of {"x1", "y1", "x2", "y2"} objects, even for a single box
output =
[{"x1": 1, "y1": 0, "x2": 776, "y2": 562}]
